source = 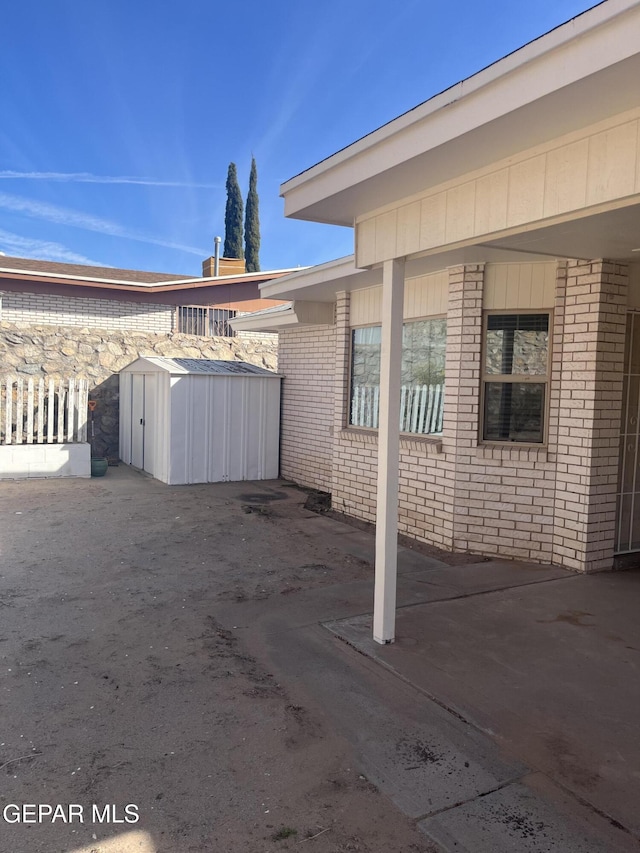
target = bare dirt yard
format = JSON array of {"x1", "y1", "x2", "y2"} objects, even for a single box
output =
[{"x1": 0, "y1": 467, "x2": 436, "y2": 853}]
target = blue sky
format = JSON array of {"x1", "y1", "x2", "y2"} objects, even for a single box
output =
[{"x1": 0, "y1": 0, "x2": 600, "y2": 276}]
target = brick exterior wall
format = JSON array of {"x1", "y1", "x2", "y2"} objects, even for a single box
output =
[
  {"x1": 445, "y1": 264, "x2": 559, "y2": 563},
  {"x1": 552, "y1": 260, "x2": 628, "y2": 571},
  {"x1": 277, "y1": 260, "x2": 630, "y2": 571},
  {"x1": 331, "y1": 291, "x2": 453, "y2": 551},
  {"x1": 1, "y1": 291, "x2": 174, "y2": 333},
  {"x1": 442, "y1": 265, "x2": 483, "y2": 553},
  {"x1": 279, "y1": 324, "x2": 336, "y2": 492}
]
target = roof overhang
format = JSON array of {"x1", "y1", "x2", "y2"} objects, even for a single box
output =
[
  {"x1": 257, "y1": 247, "x2": 564, "y2": 303},
  {"x1": 281, "y1": 0, "x2": 640, "y2": 226},
  {"x1": 259, "y1": 256, "x2": 381, "y2": 301},
  {"x1": 230, "y1": 300, "x2": 335, "y2": 332},
  {"x1": 0, "y1": 266, "x2": 302, "y2": 293}
]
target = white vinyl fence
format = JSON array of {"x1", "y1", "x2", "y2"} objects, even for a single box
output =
[
  {"x1": 0, "y1": 377, "x2": 89, "y2": 445},
  {"x1": 351, "y1": 383, "x2": 444, "y2": 434}
]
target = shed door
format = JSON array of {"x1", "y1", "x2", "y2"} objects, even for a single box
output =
[{"x1": 131, "y1": 374, "x2": 145, "y2": 470}]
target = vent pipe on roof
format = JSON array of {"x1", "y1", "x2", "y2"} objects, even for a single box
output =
[{"x1": 214, "y1": 236, "x2": 221, "y2": 277}]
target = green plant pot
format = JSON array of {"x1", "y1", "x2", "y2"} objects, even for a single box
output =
[{"x1": 91, "y1": 457, "x2": 109, "y2": 477}]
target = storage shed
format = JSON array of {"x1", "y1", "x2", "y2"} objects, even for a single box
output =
[{"x1": 119, "y1": 357, "x2": 281, "y2": 485}]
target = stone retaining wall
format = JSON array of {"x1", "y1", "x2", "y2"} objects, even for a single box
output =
[{"x1": 0, "y1": 322, "x2": 278, "y2": 460}]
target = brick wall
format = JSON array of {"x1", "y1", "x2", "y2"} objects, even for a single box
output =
[
  {"x1": 552, "y1": 260, "x2": 628, "y2": 571},
  {"x1": 277, "y1": 260, "x2": 630, "y2": 571},
  {"x1": 444, "y1": 264, "x2": 558, "y2": 563},
  {"x1": 1, "y1": 291, "x2": 174, "y2": 333},
  {"x1": 330, "y1": 291, "x2": 453, "y2": 550},
  {"x1": 279, "y1": 324, "x2": 335, "y2": 492}
]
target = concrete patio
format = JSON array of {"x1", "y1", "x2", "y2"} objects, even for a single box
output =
[
  {"x1": 218, "y1": 511, "x2": 640, "y2": 852},
  {"x1": 1, "y1": 467, "x2": 638, "y2": 852}
]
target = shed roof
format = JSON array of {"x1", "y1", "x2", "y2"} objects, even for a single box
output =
[{"x1": 121, "y1": 357, "x2": 279, "y2": 377}]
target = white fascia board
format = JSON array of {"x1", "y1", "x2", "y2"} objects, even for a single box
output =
[
  {"x1": 0, "y1": 267, "x2": 164, "y2": 288},
  {"x1": 281, "y1": 0, "x2": 640, "y2": 224},
  {"x1": 184, "y1": 267, "x2": 304, "y2": 285},
  {"x1": 259, "y1": 255, "x2": 381, "y2": 300},
  {"x1": 230, "y1": 301, "x2": 335, "y2": 332},
  {"x1": 230, "y1": 305, "x2": 297, "y2": 332},
  {"x1": 0, "y1": 266, "x2": 304, "y2": 289},
  {"x1": 119, "y1": 356, "x2": 169, "y2": 373}
]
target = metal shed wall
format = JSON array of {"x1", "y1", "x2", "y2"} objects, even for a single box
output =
[
  {"x1": 168, "y1": 375, "x2": 281, "y2": 484},
  {"x1": 119, "y1": 359, "x2": 281, "y2": 485}
]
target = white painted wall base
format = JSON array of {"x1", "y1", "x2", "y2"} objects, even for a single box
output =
[{"x1": 0, "y1": 443, "x2": 91, "y2": 479}]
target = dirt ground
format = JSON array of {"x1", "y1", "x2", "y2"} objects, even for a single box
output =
[{"x1": 0, "y1": 467, "x2": 436, "y2": 853}]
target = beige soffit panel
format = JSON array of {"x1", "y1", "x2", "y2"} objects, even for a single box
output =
[
  {"x1": 484, "y1": 262, "x2": 557, "y2": 309},
  {"x1": 350, "y1": 271, "x2": 449, "y2": 326},
  {"x1": 355, "y1": 107, "x2": 640, "y2": 266}
]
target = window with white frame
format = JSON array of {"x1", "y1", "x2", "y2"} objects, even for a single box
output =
[
  {"x1": 349, "y1": 317, "x2": 446, "y2": 435},
  {"x1": 482, "y1": 312, "x2": 550, "y2": 444}
]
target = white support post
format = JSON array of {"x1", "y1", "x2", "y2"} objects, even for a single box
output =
[{"x1": 373, "y1": 258, "x2": 405, "y2": 644}]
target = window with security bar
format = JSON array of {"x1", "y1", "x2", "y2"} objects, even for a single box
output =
[
  {"x1": 482, "y1": 312, "x2": 550, "y2": 444},
  {"x1": 176, "y1": 306, "x2": 237, "y2": 337},
  {"x1": 349, "y1": 317, "x2": 446, "y2": 435}
]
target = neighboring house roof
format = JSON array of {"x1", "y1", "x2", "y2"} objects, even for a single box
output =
[
  {"x1": 0, "y1": 255, "x2": 302, "y2": 307},
  {"x1": 0, "y1": 255, "x2": 191, "y2": 284},
  {"x1": 0, "y1": 255, "x2": 301, "y2": 291}
]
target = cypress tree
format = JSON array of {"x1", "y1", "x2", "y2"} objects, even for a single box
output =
[
  {"x1": 244, "y1": 157, "x2": 260, "y2": 272},
  {"x1": 223, "y1": 162, "x2": 244, "y2": 260}
]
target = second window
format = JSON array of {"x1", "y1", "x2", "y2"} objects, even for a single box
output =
[{"x1": 350, "y1": 317, "x2": 446, "y2": 435}]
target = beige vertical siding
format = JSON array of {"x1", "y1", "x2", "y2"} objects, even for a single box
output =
[
  {"x1": 350, "y1": 286, "x2": 382, "y2": 327},
  {"x1": 484, "y1": 263, "x2": 557, "y2": 310},
  {"x1": 350, "y1": 271, "x2": 448, "y2": 326},
  {"x1": 356, "y1": 107, "x2": 640, "y2": 266}
]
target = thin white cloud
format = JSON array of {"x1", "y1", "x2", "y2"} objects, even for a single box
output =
[
  {"x1": 0, "y1": 170, "x2": 220, "y2": 189},
  {"x1": 0, "y1": 191, "x2": 207, "y2": 256},
  {"x1": 0, "y1": 228, "x2": 108, "y2": 266}
]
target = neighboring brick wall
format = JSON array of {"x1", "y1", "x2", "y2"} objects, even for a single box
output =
[
  {"x1": 1, "y1": 291, "x2": 174, "y2": 333},
  {"x1": 279, "y1": 324, "x2": 335, "y2": 492},
  {"x1": 236, "y1": 330, "x2": 278, "y2": 342},
  {"x1": 235, "y1": 311, "x2": 279, "y2": 342}
]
